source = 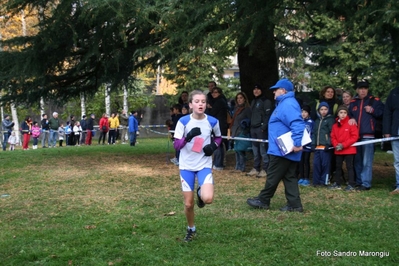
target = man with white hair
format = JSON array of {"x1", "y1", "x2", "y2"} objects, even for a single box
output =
[
  {"x1": 48, "y1": 112, "x2": 60, "y2": 148},
  {"x1": 2, "y1": 114, "x2": 14, "y2": 151}
]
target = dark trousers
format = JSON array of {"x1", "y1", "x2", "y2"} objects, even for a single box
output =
[
  {"x1": 2, "y1": 132, "x2": 10, "y2": 151},
  {"x1": 334, "y1": 154, "x2": 355, "y2": 186},
  {"x1": 74, "y1": 135, "x2": 80, "y2": 145},
  {"x1": 98, "y1": 131, "x2": 107, "y2": 144},
  {"x1": 108, "y1": 129, "x2": 116, "y2": 144},
  {"x1": 312, "y1": 150, "x2": 332, "y2": 185},
  {"x1": 258, "y1": 155, "x2": 302, "y2": 208},
  {"x1": 298, "y1": 151, "x2": 311, "y2": 179}
]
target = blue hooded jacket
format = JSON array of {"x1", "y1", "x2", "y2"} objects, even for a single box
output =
[{"x1": 268, "y1": 91, "x2": 305, "y2": 162}]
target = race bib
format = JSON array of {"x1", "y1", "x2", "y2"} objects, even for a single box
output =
[{"x1": 191, "y1": 137, "x2": 204, "y2": 153}]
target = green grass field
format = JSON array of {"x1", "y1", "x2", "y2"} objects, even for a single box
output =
[{"x1": 0, "y1": 138, "x2": 398, "y2": 265}]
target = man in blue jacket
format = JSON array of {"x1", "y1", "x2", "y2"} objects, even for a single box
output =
[
  {"x1": 383, "y1": 87, "x2": 399, "y2": 195},
  {"x1": 349, "y1": 80, "x2": 384, "y2": 191},
  {"x1": 247, "y1": 79, "x2": 305, "y2": 212},
  {"x1": 128, "y1": 111, "x2": 139, "y2": 146}
]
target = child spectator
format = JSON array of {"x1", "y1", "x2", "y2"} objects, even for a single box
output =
[
  {"x1": 31, "y1": 121, "x2": 41, "y2": 149},
  {"x1": 329, "y1": 106, "x2": 359, "y2": 191},
  {"x1": 298, "y1": 105, "x2": 314, "y2": 186},
  {"x1": 182, "y1": 104, "x2": 190, "y2": 115},
  {"x1": 73, "y1": 121, "x2": 82, "y2": 146},
  {"x1": 7, "y1": 131, "x2": 17, "y2": 151},
  {"x1": 173, "y1": 90, "x2": 222, "y2": 242},
  {"x1": 58, "y1": 124, "x2": 65, "y2": 147},
  {"x1": 65, "y1": 122, "x2": 72, "y2": 146},
  {"x1": 311, "y1": 102, "x2": 334, "y2": 187}
]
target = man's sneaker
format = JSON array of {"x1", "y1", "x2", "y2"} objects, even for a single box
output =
[
  {"x1": 328, "y1": 183, "x2": 342, "y2": 190},
  {"x1": 196, "y1": 187, "x2": 205, "y2": 208},
  {"x1": 246, "y1": 198, "x2": 269, "y2": 209},
  {"x1": 170, "y1": 158, "x2": 177, "y2": 164},
  {"x1": 298, "y1": 179, "x2": 304, "y2": 185},
  {"x1": 301, "y1": 179, "x2": 310, "y2": 186},
  {"x1": 212, "y1": 166, "x2": 224, "y2": 171},
  {"x1": 184, "y1": 229, "x2": 196, "y2": 242},
  {"x1": 256, "y1": 170, "x2": 267, "y2": 178},
  {"x1": 246, "y1": 168, "x2": 259, "y2": 176},
  {"x1": 389, "y1": 188, "x2": 399, "y2": 195},
  {"x1": 279, "y1": 205, "x2": 304, "y2": 212},
  {"x1": 344, "y1": 185, "x2": 355, "y2": 192},
  {"x1": 355, "y1": 185, "x2": 370, "y2": 191}
]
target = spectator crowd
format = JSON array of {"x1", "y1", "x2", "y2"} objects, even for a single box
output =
[
  {"x1": 1, "y1": 110, "x2": 141, "y2": 150},
  {"x1": 166, "y1": 80, "x2": 399, "y2": 196}
]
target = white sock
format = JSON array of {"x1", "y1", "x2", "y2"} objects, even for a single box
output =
[{"x1": 188, "y1": 226, "x2": 196, "y2": 232}]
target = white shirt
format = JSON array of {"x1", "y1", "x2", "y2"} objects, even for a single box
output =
[{"x1": 174, "y1": 114, "x2": 221, "y2": 171}]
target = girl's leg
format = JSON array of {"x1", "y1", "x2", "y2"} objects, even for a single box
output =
[
  {"x1": 345, "y1": 154, "x2": 355, "y2": 187},
  {"x1": 303, "y1": 152, "x2": 311, "y2": 179},
  {"x1": 182, "y1": 191, "x2": 195, "y2": 227},
  {"x1": 180, "y1": 170, "x2": 196, "y2": 228},
  {"x1": 197, "y1": 168, "x2": 214, "y2": 204},
  {"x1": 334, "y1": 155, "x2": 344, "y2": 185}
]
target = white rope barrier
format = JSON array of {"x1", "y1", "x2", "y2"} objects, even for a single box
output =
[{"x1": 168, "y1": 129, "x2": 399, "y2": 147}]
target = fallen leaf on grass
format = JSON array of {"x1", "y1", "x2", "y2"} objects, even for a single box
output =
[
  {"x1": 84, "y1": 225, "x2": 97, "y2": 230},
  {"x1": 164, "y1": 211, "x2": 176, "y2": 216}
]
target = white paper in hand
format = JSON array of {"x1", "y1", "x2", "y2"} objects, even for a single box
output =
[{"x1": 276, "y1": 129, "x2": 311, "y2": 156}]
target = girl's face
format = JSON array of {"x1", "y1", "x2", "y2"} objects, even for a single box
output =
[
  {"x1": 338, "y1": 110, "x2": 348, "y2": 120},
  {"x1": 182, "y1": 107, "x2": 189, "y2": 114},
  {"x1": 189, "y1": 94, "x2": 206, "y2": 115},
  {"x1": 236, "y1": 94, "x2": 245, "y2": 105},
  {"x1": 324, "y1": 88, "x2": 335, "y2": 100},
  {"x1": 342, "y1": 92, "x2": 352, "y2": 105},
  {"x1": 301, "y1": 110, "x2": 309, "y2": 119}
]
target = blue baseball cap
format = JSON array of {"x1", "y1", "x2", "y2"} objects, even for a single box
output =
[{"x1": 270, "y1": 78, "x2": 294, "y2": 91}]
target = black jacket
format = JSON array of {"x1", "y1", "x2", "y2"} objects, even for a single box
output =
[
  {"x1": 250, "y1": 95, "x2": 272, "y2": 133},
  {"x1": 206, "y1": 95, "x2": 228, "y2": 135},
  {"x1": 41, "y1": 118, "x2": 49, "y2": 130},
  {"x1": 87, "y1": 118, "x2": 95, "y2": 130},
  {"x1": 383, "y1": 87, "x2": 399, "y2": 136}
]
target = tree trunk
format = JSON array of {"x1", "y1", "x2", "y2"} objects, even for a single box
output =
[
  {"x1": 11, "y1": 104, "x2": 21, "y2": 145},
  {"x1": 123, "y1": 84, "x2": 128, "y2": 111},
  {"x1": 105, "y1": 84, "x2": 111, "y2": 115},
  {"x1": 80, "y1": 92, "x2": 86, "y2": 117},
  {"x1": 238, "y1": 26, "x2": 279, "y2": 102},
  {"x1": 40, "y1": 97, "x2": 45, "y2": 116}
]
